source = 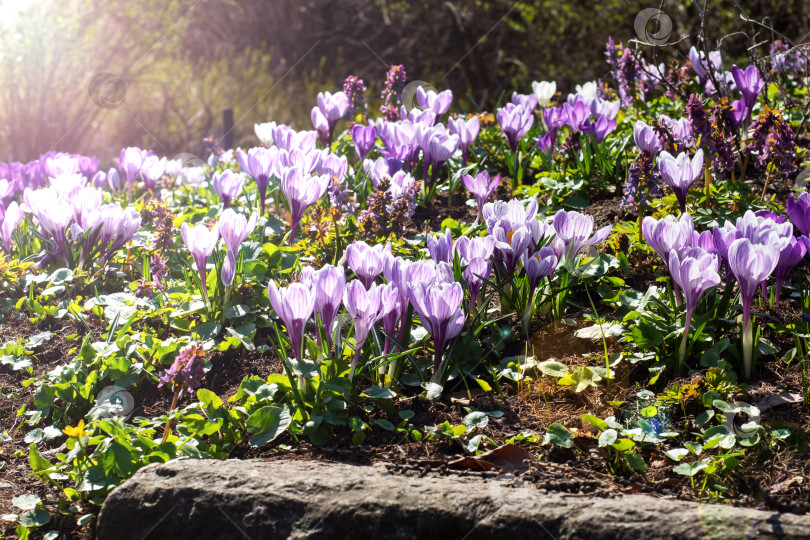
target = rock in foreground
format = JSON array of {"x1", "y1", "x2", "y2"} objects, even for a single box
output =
[{"x1": 97, "y1": 459, "x2": 810, "y2": 540}]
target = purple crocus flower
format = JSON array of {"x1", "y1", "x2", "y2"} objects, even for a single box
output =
[
  {"x1": 634, "y1": 120, "x2": 662, "y2": 156},
  {"x1": 657, "y1": 149, "x2": 704, "y2": 213},
  {"x1": 343, "y1": 280, "x2": 386, "y2": 377},
  {"x1": 462, "y1": 171, "x2": 500, "y2": 222},
  {"x1": 462, "y1": 257, "x2": 491, "y2": 313},
  {"x1": 668, "y1": 247, "x2": 721, "y2": 371},
  {"x1": 346, "y1": 240, "x2": 391, "y2": 288},
  {"x1": 236, "y1": 146, "x2": 279, "y2": 215},
  {"x1": 212, "y1": 170, "x2": 245, "y2": 208},
  {"x1": 267, "y1": 280, "x2": 315, "y2": 366},
  {"x1": 448, "y1": 116, "x2": 480, "y2": 164},
  {"x1": 786, "y1": 192, "x2": 810, "y2": 236},
  {"x1": 119, "y1": 147, "x2": 147, "y2": 198},
  {"x1": 552, "y1": 210, "x2": 612, "y2": 270},
  {"x1": 511, "y1": 91, "x2": 538, "y2": 112},
  {"x1": 642, "y1": 213, "x2": 695, "y2": 275},
  {"x1": 562, "y1": 99, "x2": 589, "y2": 131},
  {"x1": 535, "y1": 132, "x2": 557, "y2": 155},
  {"x1": 181, "y1": 221, "x2": 220, "y2": 303},
  {"x1": 497, "y1": 103, "x2": 534, "y2": 152},
  {"x1": 521, "y1": 246, "x2": 558, "y2": 291},
  {"x1": 219, "y1": 209, "x2": 257, "y2": 287},
  {"x1": 0, "y1": 201, "x2": 24, "y2": 252},
  {"x1": 728, "y1": 238, "x2": 780, "y2": 378},
  {"x1": 351, "y1": 125, "x2": 378, "y2": 162},
  {"x1": 416, "y1": 87, "x2": 453, "y2": 116},
  {"x1": 483, "y1": 197, "x2": 539, "y2": 234},
  {"x1": 23, "y1": 187, "x2": 73, "y2": 257},
  {"x1": 309, "y1": 264, "x2": 347, "y2": 350},
  {"x1": 408, "y1": 280, "x2": 465, "y2": 384},
  {"x1": 312, "y1": 91, "x2": 350, "y2": 149},
  {"x1": 427, "y1": 229, "x2": 454, "y2": 264},
  {"x1": 729, "y1": 99, "x2": 751, "y2": 131},
  {"x1": 772, "y1": 236, "x2": 806, "y2": 304},
  {"x1": 454, "y1": 235, "x2": 494, "y2": 265},
  {"x1": 140, "y1": 155, "x2": 166, "y2": 192},
  {"x1": 491, "y1": 223, "x2": 532, "y2": 277},
  {"x1": 379, "y1": 282, "x2": 401, "y2": 357},
  {"x1": 731, "y1": 65, "x2": 766, "y2": 108},
  {"x1": 280, "y1": 168, "x2": 330, "y2": 245},
  {"x1": 580, "y1": 116, "x2": 616, "y2": 144}
]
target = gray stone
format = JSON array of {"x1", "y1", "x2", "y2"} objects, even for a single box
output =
[{"x1": 97, "y1": 459, "x2": 810, "y2": 540}]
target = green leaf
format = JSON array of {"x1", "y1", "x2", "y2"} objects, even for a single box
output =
[
  {"x1": 12, "y1": 495, "x2": 40, "y2": 511},
  {"x1": 363, "y1": 386, "x2": 397, "y2": 400},
  {"x1": 664, "y1": 448, "x2": 689, "y2": 461},
  {"x1": 474, "y1": 379, "x2": 492, "y2": 392},
  {"x1": 246, "y1": 406, "x2": 292, "y2": 447},
  {"x1": 695, "y1": 410, "x2": 714, "y2": 427},
  {"x1": 557, "y1": 366, "x2": 602, "y2": 392},
  {"x1": 424, "y1": 382, "x2": 443, "y2": 401},
  {"x1": 626, "y1": 451, "x2": 646, "y2": 471},
  {"x1": 673, "y1": 461, "x2": 709, "y2": 477},
  {"x1": 26, "y1": 331, "x2": 54, "y2": 349},
  {"x1": 610, "y1": 438, "x2": 635, "y2": 452},
  {"x1": 598, "y1": 429, "x2": 617, "y2": 447},
  {"x1": 543, "y1": 423, "x2": 574, "y2": 448},
  {"x1": 463, "y1": 412, "x2": 489, "y2": 430},
  {"x1": 537, "y1": 360, "x2": 569, "y2": 377},
  {"x1": 226, "y1": 323, "x2": 256, "y2": 351},
  {"x1": 684, "y1": 441, "x2": 703, "y2": 456},
  {"x1": 375, "y1": 419, "x2": 396, "y2": 431},
  {"x1": 580, "y1": 414, "x2": 608, "y2": 431},
  {"x1": 18, "y1": 509, "x2": 50, "y2": 528},
  {"x1": 771, "y1": 428, "x2": 792, "y2": 440}
]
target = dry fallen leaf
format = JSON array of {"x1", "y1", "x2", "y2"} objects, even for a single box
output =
[{"x1": 447, "y1": 444, "x2": 533, "y2": 473}]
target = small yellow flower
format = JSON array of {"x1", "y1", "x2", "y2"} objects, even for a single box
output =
[{"x1": 63, "y1": 420, "x2": 87, "y2": 439}]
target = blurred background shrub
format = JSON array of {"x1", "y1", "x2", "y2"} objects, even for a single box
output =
[{"x1": 0, "y1": 0, "x2": 807, "y2": 162}]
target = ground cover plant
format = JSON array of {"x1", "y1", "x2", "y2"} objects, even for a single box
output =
[{"x1": 1, "y1": 27, "x2": 810, "y2": 540}]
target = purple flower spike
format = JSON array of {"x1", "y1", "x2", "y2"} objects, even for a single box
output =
[
  {"x1": 786, "y1": 192, "x2": 810, "y2": 236},
  {"x1": 310, "y1": 264, "x2": 347, "y2": 350},
  {"x1": 408, "y1": 280, "x2": 465, "y2": 385},
  {"x1": 181, "y1": 221, "x2": 220, "y2": 303},
  {"x1": 731, "y1": 65, "x2": 765, "y2": 108},
  {"x1": 0, "y1": 201, "x2": 24, "y2": 252},
  {"x1": 219, "y1": 209, "x2": 257, "y2": 287},
  {"x1": 212, "y1": 170, "x2": 245, "y2": 208},
  {"x1": 773, "y1": 236, "x2": 806, "y2": 304},
  {"x1": 668, "y1": 247, "x2": 721, "y2": 371},
  {"x1": 343, "y1": 281, "x2": 385, "y2": 376},
  {"x1": 346, "y1": 240, "x2": 391, "y2": 288},
  {"x1": 236, "y1": 147, "x2": 279, "y2": 215},
  {"x1": 280, "y1": 168, "x2": 330, "y2": 245},
  {"x1": 633, "y1": 120, "x2": 662, "y2": 156},
  {"x1": 497, "y1": 103, "x2": 534, "y2": 152},
  {"x1": 462, "y1": 171, "x2": 500, "y2": 222},
  {"x1": 657, "y1": 149, "x2": 704, "y2": 213},
  {"x1": 267, "y1": 281, "x2": 316, "y2": 365},
  {"x1": 351, "y1": 125, "x2": 378, "y2": 162},
  {"x1": 552, "y1": 210, "x2": 612, "y2": 270},
  {"x1": 728, "y1": 238, "x2": 780, "y2": 378},
  {"x1": 428, "y1": 229, "x2": 454, "y2": 264},
  {"x1": 158, "y1": 343, "x2": 206, "y2": 393}
]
